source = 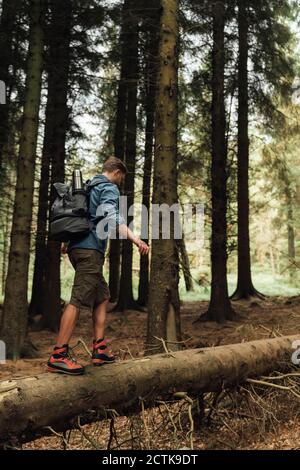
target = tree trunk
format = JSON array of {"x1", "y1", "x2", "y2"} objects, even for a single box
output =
[
  {"x1": 40, "y1": 0, "x2": 72, "y2": 331},
  {"x1": 114, "y1": 0, "x2": 139, "y2": 312},
  {"x1": 146, "y1": 0, "x2": 181, "y2": 355},
  {"x1": 231, "y1": 0, "x2": 262, "y2": 301},
  {"x1": 137, "y1": 5, "x2": 160, "y2": 307},
  {"x1": 29, "y1": 59, "x2": 56, "y2": 318},
  {"x1": 1, "y1": 151, "x2": 16, "y2": 296},
  {"x1": 114, "y1": 0, "x2": 130, "y2": 161},
  {"x1": 285, "y1": 183, "x2": 296, "y2": 282},
  {"x1": 288, "y1": 221, "x2": 295, "y2": 278},
  {"x1": 0, "y1": 334, "x2": 299, "y2": 445},
  {"x1": 177, "y1": 235, "x2": 194, "y2": 292},
  {"x1": 0, "y1": 0, "x2": 44, "y2": 359},
  {"x1": 200, "y1": 0, "x2": 235, "y2": 323},
  {"x1": 269, "y1": 245, "x2": 276, "y2": 276},
  {"x1": 0, "y1": 0, "x2": 20, "y2": 180},
  {"x1": 1, "y1": 200, "x2": 11, "y2": 296},
  {"x1": 109, "y1": 0, "x2": 131, "y2": 302}
]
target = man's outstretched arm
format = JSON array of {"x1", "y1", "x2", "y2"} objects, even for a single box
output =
[
  {"x1": 95, "y1": 184, "x2": 149, "y2": 256},
  {"x1": 118, "y1": 224, "x2": 149, "y2": 255}
]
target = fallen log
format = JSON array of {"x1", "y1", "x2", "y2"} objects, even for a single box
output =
[{"x1": 0, "y1": 334, "x2": 299, "y2": 444}]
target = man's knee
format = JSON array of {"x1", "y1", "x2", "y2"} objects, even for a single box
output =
[
  {"x1": 71, "y1": 272, "x2": 101, "y2": 310},
  {"x1": 94, "y1": 298, "x2": 109, "y2": 310}
]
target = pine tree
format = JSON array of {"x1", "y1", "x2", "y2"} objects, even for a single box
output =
[
  {"x1": 146, "y1": 0, "x2": 181, "y2": 354},
  {"x1": 262, "y1": 101, "x2": 300, "y2": 280},
  {"x1": 40, "y1": 0, "x2": 72, "y2": 331},
  {"x1": 109, "y1": 0, "x2": 131, "y2": 303},
  {"x1": 30, "y1": 0, "x2": 105, "y2": 326},
  {"x1": 137, "y1": 1, "x2": 160, "y2": 307},
  {"x1": 231, "y1": 0, "x2": 297, "y2": 299},
  {"x1": 0, "y1": 0, "x2": 44, "y2": 358},
  {"x1": 231, "y1": 0, "x2": 261, "y2": 300},
  {"x1": 114, "y1": 0, "x2": 140, "y2": 311},
  {"x1": 0, "y1": 0, "x2": 21, "y2": 181},
  {"x1": 201, "y1": 0, "x2": 235, "y2": 323}
]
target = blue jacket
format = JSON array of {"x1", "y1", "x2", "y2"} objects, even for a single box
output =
[{"x1": 67, "y1": 174, "x2": 125, "y2": 254}]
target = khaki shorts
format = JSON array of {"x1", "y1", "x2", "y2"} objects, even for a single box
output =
[{"x1": 68, "y1": 249, "x2": 110, "y2": 311}]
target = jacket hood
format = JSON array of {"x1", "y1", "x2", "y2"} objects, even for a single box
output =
[{"x1": 89, "y1": 174, "x2": 110, "y2": 186}]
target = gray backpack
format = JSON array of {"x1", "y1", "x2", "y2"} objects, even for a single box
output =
[{"x1": 49, "y1": 176, "x2": 101, "y2": 243}]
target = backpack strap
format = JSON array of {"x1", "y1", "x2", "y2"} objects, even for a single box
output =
[
  {"x1": 85, "y1": 180, "x2": 107, "y2": 214},
  {"x1": 85, "y1": 179, "x2": 106, "y2": 194}
]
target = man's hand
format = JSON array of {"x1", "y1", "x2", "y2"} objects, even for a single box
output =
[
  {"x1": 118, "y1": 224, "x2": 149, "y2": 255},
  {"x1": 135, "y1": 238, "x2": 149, "y2": 256},
  {"x1": 61, "y1": 243, "x2": 68, "y2": 255}
]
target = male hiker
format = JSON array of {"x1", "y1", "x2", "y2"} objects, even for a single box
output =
[{"x1": 47, "y1": 157, "x2": 149, "y2": 375}]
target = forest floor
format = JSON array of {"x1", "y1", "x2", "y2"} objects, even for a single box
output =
[{"x1": 1, "y1": 296, "x2": 300, "y2": 450}]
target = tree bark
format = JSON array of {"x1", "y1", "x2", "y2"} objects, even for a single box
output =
[
  {"x1": 0, "y1": 0, "x2": 44, "y2": 359},
  {"x1": 285, "y1": 181, "x2": 296, "y2": 281},
  {"x1": 29, "y1": 52, "x2": 56, "y2": 318},
  {"x1": 201, "y1": 0, "x2": 235, "y2": 323},
  {"x1": 146, "y1": 0, "x2": 181, "y2": 354},
  {"x1": 0, "y1": 0, "x2": 20, "y2": 178},
  {"x1": 114, "y1": 0, "x2": 139, "y2": 312},
  {"x1": 137, "y1": 4, "x2": 160, "y2": 307},
  {"x1": 231, "y1": 0, "x2": 262, "y2": 301},
  {"x1": 40, "y1": 0, "x2": 72, "y2": 331},
  {"x1": 1, "y1": 200, "x2": 11, "y2": 296},
  {"x1": 177, "y1": 235, "x2": 194, "y2": 292},
  {"x1": 0, "y1": 334, "x2": 299, "y2": 444},
  {"x1": 114, "y1": 0, "x2": 130, "y2": 162},
  {"x1": 109, "y1": 0, "x2": 131, "y2": 302}
]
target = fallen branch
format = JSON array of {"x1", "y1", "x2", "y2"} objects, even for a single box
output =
[{"x1": 0, "y1": 334, "x2": 299, "y2": 445}]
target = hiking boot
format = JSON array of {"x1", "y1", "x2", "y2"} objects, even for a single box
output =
[
  {"x1": 47, "y1": 344, "x2": 84, "y2": 375},
  {"x1": 92, "y1": 338, "x2": 116, "y2": 366}
]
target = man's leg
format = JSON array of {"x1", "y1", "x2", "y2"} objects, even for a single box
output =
[
  {"x1": 56, "y1": 303, "x2": 80, "y2": 347},
  {"x1": 92, "y1": 299, "x2": 108, "y2": 341},
  {"x1": 92, "y1": 300, "x2": 115, "y2": 366},
  {"x1": 47, "y1": 302, "x2": 84, "y2": 375},
  {"x1": 47, "y1": 249, "x2": 93, "y2": 375}
]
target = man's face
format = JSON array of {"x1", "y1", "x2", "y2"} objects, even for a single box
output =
[{"x1": 113, "y1": 170, "x2": 125, "y2": 187}]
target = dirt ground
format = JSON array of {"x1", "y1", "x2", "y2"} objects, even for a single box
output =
[{"x1": 1, "y1": 296, "x2": 300, "y2": 450}]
